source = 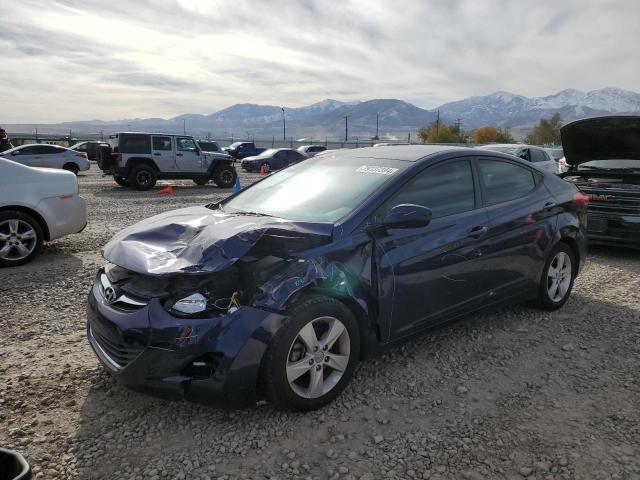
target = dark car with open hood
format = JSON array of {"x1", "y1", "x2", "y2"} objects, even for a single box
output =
[
  {"x1": 87, "y1": 145, "x2": 588, "y2": 410},
  {"x1": 560, "y1": 116, "x2": 640, "y2": 249}
]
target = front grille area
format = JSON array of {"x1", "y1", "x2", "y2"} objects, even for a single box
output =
[
  {"x1": 90, "y1": 325, "x2": 144, "y2": 369},
  {"x1": 585, "y1": 190, "x2": 640, "y2": 215}
]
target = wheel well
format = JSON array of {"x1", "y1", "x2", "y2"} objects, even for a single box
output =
[
  {"x1": 290, "y1": 289, "x2": 380, "y2": 360},
  {"x1": 560, "y1": 236, "x2": 580, "y2": 275},
  {"x1": 125, "y1": 157, "x2": 159, "y2": 173},
  {"x1": 0, "y1": 206, "x2": 50, "y2": 241},
  {"x1": 209, "y1": 161, "x2": 234, "y2": 174},
  {"x1": 63, "y1": 162, "x2": 78, "y2": 169}
]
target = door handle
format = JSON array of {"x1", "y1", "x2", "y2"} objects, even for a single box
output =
[
  {"x1": 544, "y1": 202, "x2": 557, "y2": 210},
  {"x1": 176, "y1": 153, "x2": 183, "y2": 156},
  {"x1": 153, "y1": 153, "x2": 161, "y2": 156},
  {"x1": 467, "y1": 226, "x2": 488, "y2": 239}
]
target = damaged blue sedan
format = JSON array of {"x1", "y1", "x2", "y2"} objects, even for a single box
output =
[{"x1": 87, "y1": 145, "x2": 588, "y2": 410}]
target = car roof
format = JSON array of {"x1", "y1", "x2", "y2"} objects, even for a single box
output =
[{"x1": 320, "y1": 145, "x2": 469, "y2": 162}]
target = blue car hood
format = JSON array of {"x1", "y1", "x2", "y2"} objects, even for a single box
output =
[{"x1": 102, "y1": 206, "x2": 334, "y2": 275}]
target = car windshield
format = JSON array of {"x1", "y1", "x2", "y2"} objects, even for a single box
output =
[
  {"x1": 221, "y1": 157, "x2": 407, "y2": 222},
  {"x1": 70, "y1": 142, "x2": 85, "y2": 149},
  {"x1": 257, "y1": 149, "x2": 279, "y2": 157},
  {"x1": 198, "y1": 142, "x2": 218, "y2": 151},
  {"x1": 577, "y1": 159, "x2": 640, "y2": 171},
  {"x1": 229, "y1": 142, "x2": 243, "y2": 149}
]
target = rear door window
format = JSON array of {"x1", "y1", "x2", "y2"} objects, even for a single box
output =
[
  {"x1": 478, "y1": 159, "x2": 536, "y2": 204},
  {"x1": 39, "y1": 145, "x2": 63, "y2": 154},
  {"x1": 152, "y1": 136, "x2": 172, "y2": 151}
]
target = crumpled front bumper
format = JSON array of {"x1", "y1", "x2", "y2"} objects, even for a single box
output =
[{"x1": 86, "y1": 274, "x2": 288, "y2": 407}]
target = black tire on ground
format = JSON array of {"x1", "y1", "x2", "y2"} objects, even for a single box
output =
[
  {"x1": 128, "y1": 164, "x2": 157, "y2": 191},
  {"x1": 533, "y1": 241, "x2": 577, "y2": 310},
  {"x1": 113, "y1": 176, "x2": 130, "y2": 187},
  {"x1": 62, "y1": 163, "x2": 79, "y2": 175},
  {"x1": 0, "y1": 210, "x2": 44, "y2": 267},
  {"x1": 193, "y1": 176, "x2": 210, "y2": 186},
  {"x1": 212, "y1": 164, "x2": 237, "y2": 188},
  {"x1": 261, "y1": 295, "x2": 360, "y2": 411}
]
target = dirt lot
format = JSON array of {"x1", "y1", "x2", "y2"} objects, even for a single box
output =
[{"x1": 1, "y1": 165, "x2": 639, "y2": 480}]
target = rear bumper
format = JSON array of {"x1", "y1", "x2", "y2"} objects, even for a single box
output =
[
  {"x1": 37, "y1": 194, "x2": 87, "y2": 240},
  {"x1": 587, "y1": 212, "x2": 640, "y2": 249},
  {"x1": 86, "y1": 272, "x2": 288, "y2": 406}
]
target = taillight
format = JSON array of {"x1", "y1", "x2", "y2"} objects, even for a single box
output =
[
  {"x1": 572, "y1": 191, "x2": 589, "y2": 206},
  {"x1": 76, "y1": 152, "x2": 88, "y2": 159},
  {"x1": 115, "y1": 153, "x2": 122, "y2": 163}
]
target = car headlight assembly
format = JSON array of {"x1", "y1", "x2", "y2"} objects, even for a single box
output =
[
  {"x1": 171, "y1": 293, "x2": 208, "y2": 314},
  {"x1": 169, "y1": 291, "x2": 241, "y2": 316}
]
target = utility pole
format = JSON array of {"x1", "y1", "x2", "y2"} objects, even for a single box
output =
[
  {"x1": 454, "y1": 118, "x2": 462, "y2": 133},
  {"x1": 183, "y1": 119, "x2": 186, "y2": 134},
  {"x1": 35, "y1": 128, "x2": 38, "y2": 143},
  {"x1": 344, "y1": 115, "x2": 349, "y2": 142},
  {"x1": 281, "y1": 107, "x2": 286, "y2": 141},
  {"x1": 436, "y1": 110, "x2": 440, "y2": 139},
  {"x1": 375, "y1": 112, "x2": 379, "y2": 140},
  {"x1": 100, "y1": 130, "x2": 104, "y2": 141}
]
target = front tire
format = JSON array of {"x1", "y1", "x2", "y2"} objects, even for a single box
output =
[
  {"x1": 212, "y1": 165, "x2": 237, "y2": 188},
  {"x1": 128, "y1": 164, "x2": 157, "y2": 191},
  {"x1": 534, "y1": 242, "x2": 576, "y2": 310},
  {"x1": 262, "y1": 296, "x2": 360, "y2": 411},
  {"x1": 0, "y1": 211, "x2": 44, "y2": 267}
]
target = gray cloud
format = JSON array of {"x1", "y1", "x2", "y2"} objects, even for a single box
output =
[{"x1": 2, "y1": 0, "x2": 639, "y2": 123}]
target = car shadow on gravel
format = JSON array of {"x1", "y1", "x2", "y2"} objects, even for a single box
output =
[
  {"x1": 69, "y1": 291, "x2": 640, "y2": 479},
  {"x1": 1, "y1": 249, "x2": 83, "y2": 278}
]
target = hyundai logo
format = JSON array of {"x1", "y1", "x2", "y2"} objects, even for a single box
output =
[{"x1": 104, "y1": 286, "x2": 120, "y2": 304}]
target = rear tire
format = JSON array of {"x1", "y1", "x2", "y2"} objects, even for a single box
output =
[
  {"x1": 262, "y1": 296, "x2": 360, "y2": 411},
  {"x1": 212, "y1": 164, "x2": 237, "y2": 188},
  {"x1": 128, "y1": 164, "x2": 157, "y2": 191},
  {"x1": 533, "y1": 242, "x2": 576, "y2": 310},
  {"x1": 63, "y1": 163, "x2": 79, "y2": 175},
  {"x1": 113, "y1": 176, "x2": 130, "y2": 187},
  {"x1": 0, "y1": 210, "x2": 44, "y2": 267},
  {"x1": 193, "y1": 176, "x2": 210, "y2": 186}
]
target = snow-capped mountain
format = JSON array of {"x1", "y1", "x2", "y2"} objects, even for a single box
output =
[{"x1": 438, "y1": 87, "x2": 640, "y2": 128}]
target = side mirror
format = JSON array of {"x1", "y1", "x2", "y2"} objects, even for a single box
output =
[{"x1": 365, "y1": 204, "x2": 432, "y2": 232}]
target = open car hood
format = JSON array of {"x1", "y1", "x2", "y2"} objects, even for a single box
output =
[
  {"x1": 561, "y1": 116, "x2": 640, "y2": 166},
  {"x1": 102, "y1": 206, "x2": 333, "y2": 275}
]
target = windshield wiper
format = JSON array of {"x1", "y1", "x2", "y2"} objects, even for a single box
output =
[{"x1": 238, "y1": 210, "x2": 275, "y2": 217}]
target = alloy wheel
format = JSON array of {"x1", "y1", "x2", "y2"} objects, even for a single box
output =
[
  {"x1": 286, "y1": 316, "x2": 350, "y2": 399},
  {"x1": 0, "y1": 219, "x2": 37, "y2": 261},
  {"x1": 547, "y1": 251, "x2": 572, "y2": 302},
  {"x1": 221, "y1": 169, "x2": 234, "y2": 185}
]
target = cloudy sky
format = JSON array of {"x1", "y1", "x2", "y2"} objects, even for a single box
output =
[{"x1": 3, "y1": 0, "x2": 639, "y2": 123}]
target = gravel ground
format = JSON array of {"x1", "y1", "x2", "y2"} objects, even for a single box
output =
[{"x1": 1, "y1": 165, "x2": 639, "y2": 480}]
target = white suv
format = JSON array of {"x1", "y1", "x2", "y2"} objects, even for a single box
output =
[{"x1": 99, "y1": 133, "x2": 237, "y2": 190}]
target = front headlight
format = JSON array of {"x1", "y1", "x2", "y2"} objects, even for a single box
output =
[{"x1": 172, "y1": 293, "x2": 207, "y2": 314}]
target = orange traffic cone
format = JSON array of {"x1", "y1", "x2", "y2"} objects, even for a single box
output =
[
  {"x1": 157, "y1": 185, "x2": 173, "y2": 195},
  {"x1": 259, "y1": 164, "x2": 265, "y2": 176}
]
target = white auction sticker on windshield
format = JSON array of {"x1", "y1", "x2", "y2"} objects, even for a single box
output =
[{"x1": 356, "y1": 166, "x2": 398, "y2": 175}]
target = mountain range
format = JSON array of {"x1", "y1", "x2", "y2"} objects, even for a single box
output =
[{"x1": 6, "y1": 87, "x2": 640, "y2": 140}]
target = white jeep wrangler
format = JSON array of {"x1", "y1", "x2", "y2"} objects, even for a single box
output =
[{"x1": 98, "y1": 133, "x2": 237, "y2": 190}]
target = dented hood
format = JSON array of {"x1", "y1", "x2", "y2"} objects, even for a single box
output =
[
  {"x1": 561, "y1": 116, "x2": 640, "y2": 165},
  {"x1": 102, "y1": 206, "x2": 333, "y2": 275}
]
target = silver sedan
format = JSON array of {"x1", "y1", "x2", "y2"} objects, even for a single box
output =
[{"x1": 0, "y1": 143, "x2": 90, "y2": 174}]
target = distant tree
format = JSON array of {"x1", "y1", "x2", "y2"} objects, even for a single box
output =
[
  {"x1": 471, "y1": 126, "x2": 514, "y2": 144},
  {"x1": 418, "y1": 121, "x2": 468, "y2": 143},
  {"x1": 524, "y1": 114, "x2": 562, "y2": 145}
]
